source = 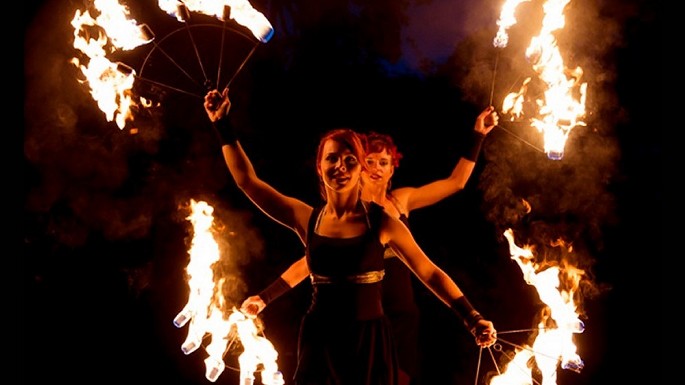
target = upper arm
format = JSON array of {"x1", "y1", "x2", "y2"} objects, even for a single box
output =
[
  {"x1": 381, "y1": 215, "x2": 464, "y2": 303},
  {"x1": 241, "y1": 180, "x2": 312, "y2": 242},
  {"x1": 380, "y1": 214, "x2": 436, "y2": 280},
  {"x1": 393, "y1": 158, "x2": 475, "y2": 212},
  {"x1": 222, "y1": 143, "x2": 312, "y2": 243}
]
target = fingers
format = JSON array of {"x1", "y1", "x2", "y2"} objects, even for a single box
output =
[
  {"x1": 241, "y1": 303, "x2": 260, "y2": 318},
  {"x1": 476, "y1": 329, "x2": 497, "y2": 348},
  {"x1": 484, "y1": 110, "x2": 498, "y2": 128},
  {"x1": 240, "y1": 295, "x2": 266, "y2": 317}
]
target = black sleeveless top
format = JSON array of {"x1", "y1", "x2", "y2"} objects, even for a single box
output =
[
  {"x1": 294, "y1": 202, "x2": 398, "y2": 385},
  {"x1": 305, "y1": 202, "x2": 387, "y2": 320}
]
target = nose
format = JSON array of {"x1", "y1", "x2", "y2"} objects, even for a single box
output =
[{"x1": 333, "y1": 157, "x2": 347, "y2": 171}]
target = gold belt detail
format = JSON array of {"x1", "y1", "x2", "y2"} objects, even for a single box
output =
[{"x1": 310, "y1": 270, "x2": 385, "y2": 284}]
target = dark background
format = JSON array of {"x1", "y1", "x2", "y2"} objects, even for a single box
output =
[{"x1": 24, "y1": 1, "x2": 660, "y2": 384}]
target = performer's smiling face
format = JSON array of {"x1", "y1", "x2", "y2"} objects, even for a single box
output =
[{"x1": 319, "y1": 139, "x2": 361, "y2": 193}]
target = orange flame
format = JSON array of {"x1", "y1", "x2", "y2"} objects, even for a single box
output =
[
  {"x1": 489, "y1": 228, "x2": 585, "y2": 385},
  {"x1": 496, "y1": 0, "x2": 587, "y2": 160},
  {"x1": 70, "y1": 0, "x2": 153, "y2": 129},
  {"x1": 493, "y1": 0, "x2": 532, "y2": 48},
  {"x1": 157, "y1": 0, "x2": 274, "y2": 42},
  {"x1": 174, "y1": 200, "x2": 281, "y2": 383}
]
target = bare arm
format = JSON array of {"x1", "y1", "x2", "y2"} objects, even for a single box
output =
[
  {"x1": 205, "y1": 89, "x2": 312, "y2": 242},
  {"x1": 380, "y1": 214, "x2": 497, "y2": 347},
  {"x1": 393, "y1": 106, "x2": 498, "y2": 212},
  {"x1": 381, "y1": 215, "x2": 465, "y2": 303},
  {"x1": 240, "y1": 256, "x2": 310, "y2": 316}
]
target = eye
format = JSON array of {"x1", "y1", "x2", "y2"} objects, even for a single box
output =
[
  {"x1": 344, "y1": 155, "x2": 359, "y2": 168},
  {"x1": 379, "y1": 159, "x2": 390, "y2": 167},
  {"x1": 325, "y1": 154, "x2": 340, "y2": 163},
  {"x1": 365, "y1": 158, "x2": 375, "y2": 166}
]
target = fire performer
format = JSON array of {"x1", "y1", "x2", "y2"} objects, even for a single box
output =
[
  {"x1": 203, "y1": 88, "x2": 497, "y2": 385},
  {"x1": 276, "y1": 112, "x2": 498, "y2": 385}
]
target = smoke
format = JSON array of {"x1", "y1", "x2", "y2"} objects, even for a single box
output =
[
  {"x1": 23, "y1": 0, "x2": 268, "y2": 304},
  {"x1": 456, "y1": 0, "x2": 634, "y2": 301}
]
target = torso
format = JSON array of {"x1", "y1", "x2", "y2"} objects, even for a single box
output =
[{"x1": 305, "y1": 202, "x2": 387, "y2": 320}]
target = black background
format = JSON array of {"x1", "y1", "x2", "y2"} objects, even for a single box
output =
[{"x1": 24, "y1": 1, "x2": 661, "y2": 384}]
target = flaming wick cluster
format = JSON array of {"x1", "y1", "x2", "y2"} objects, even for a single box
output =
[
  {"x1": 175, "y1": 200, "x2": 282, "y2": 384},
  {"x1": 71, "y1": 0, "x2": 273, "y2": 130},
  {"x1": 492, "y1": 0, "x2": 587, "y2": 160}
]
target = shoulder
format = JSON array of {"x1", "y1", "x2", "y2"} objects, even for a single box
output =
[{"x1": 387, "y1": 190, "x2": 411, "y2": 216}]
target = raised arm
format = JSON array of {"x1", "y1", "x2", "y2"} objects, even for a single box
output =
[
  {"x1": 205, "y1": 89, "x2": 312, "y2": 241},
  {"x1": 393, "y1": 106, "x2": 498, "y2": 212},
  {"x1": 240, "y1": 256, "x2": 309, "y2": 316},
  {"x1": 380, "y1": 214, "x2": 497, "y2": 347}
]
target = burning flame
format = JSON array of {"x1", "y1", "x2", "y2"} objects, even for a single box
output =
[
  {"x1": 489, "y1": 228, "x2": 585, "y2": 385},
  {"x1": 174, "y1": 200, "x2": 282, "y2": 384},
  {"x1": 493, "y1": 0, "x2": 532, "y2": 48},
  {"x1": 70, "y1": 0, "x2": 273, "y2": 130},
  {"x1": 495, "y1": 0, "x2": 587, "y2": 160},
  {"x1": 157, "y1": 0, "x2": 274, "y2": 43},
  {"x1": 70, "y1": 0, "x2": 153, "y2": 129}
]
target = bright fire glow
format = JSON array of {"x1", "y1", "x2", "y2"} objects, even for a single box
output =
[
  {"x1": 489, "y1": 228, "x2": 585, "y2": 385},
  {"x1": 496, "y1": 0, "x2": 587, "y2": 160},
  {"x1": 157, "y1": 0, "x2": 274, "y2": 43},
  {"x1": 493, "y1": 0, "x2": 532, "y2": 48},
  {"x1": 174, "y1": 200, "x2": 281, "y2": 384},
  {"x1": 70, "y1": 0, "x2": 153, "y2": 129}
]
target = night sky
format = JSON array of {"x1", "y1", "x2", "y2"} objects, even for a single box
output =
[{"x1": 24, "y1": 1, "x2": 660, "y2": 384}]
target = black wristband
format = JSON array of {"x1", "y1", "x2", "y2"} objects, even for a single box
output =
[
  {"x1": 212, "y1": 116, "x2": 238, "y2": 145},
  {"x1": 450, "y1": 296, "x2": 484, "y2": 330},
  {"x1": 259, "y1": 277, "x2": 291, "y2": 305},
  {"x1": 463, "y1": 131, "x2": 485, "y2": 162}
]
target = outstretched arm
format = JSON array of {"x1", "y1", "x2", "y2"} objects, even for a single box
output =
[
  {"x1": 380, "y1": 215, "x2": 497, "y2": 347},
  {"x1": 240, "y1": 256, "x2": 309, "y2": 316},
  {"x1": 394, "y1": 106, "x2": 498, "y2": 212},
  {"x1": 204, "y1": 89, "x2": 312, "y2": 241}
]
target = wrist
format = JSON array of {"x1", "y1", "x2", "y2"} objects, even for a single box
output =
[
  {"x1": 462, "y1": 131, "x2": 485, "y2": 162},
  {"x1": 450, "y1": 296, "x2": 484, "y2": 330},
  {"x1": 258, "y1": 277, "x2": 291, "y2": 306},
  {"x1": 213, "y1": 116, "x2": 238, "y2": 145}
]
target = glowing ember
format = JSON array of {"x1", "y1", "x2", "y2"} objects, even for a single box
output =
[
  {"x1": 70, "y1": 0, "x2": 153, "y2": 129},
  {"x1": 496, "y1": 0, "x2": 587, "y2": 160},
  {"x1": 157, "y1": 0, "x2": 274, "y2": 43},
  {"x1": 174, "y1": 200, "x2": 281, "y2": 384},
  {"x1": 490, "y1": 228, "x2": 585, "y2": 385}
]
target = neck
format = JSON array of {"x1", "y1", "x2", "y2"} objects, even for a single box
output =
[
  {"x1": 361, "y1": 183, "x2": 388, "y2": 204},
  {"x1": 325, "y1": 188, "x2": 362, "y2": 217}
]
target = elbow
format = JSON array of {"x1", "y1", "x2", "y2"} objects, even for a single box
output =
[
  {"x1": 229, "y1": 168, "x2": 259, "y2": 191},
  {"x1": 233, "y1": 175, "x2": 250, "y2": 191}
]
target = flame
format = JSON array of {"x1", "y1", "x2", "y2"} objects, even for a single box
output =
[
  {"x1": 493, "y1": 0, "x2": 532, "y2": 48},
  {"x1": 490, "y1": 228, "x2": 585, "y2": 385},
  {"x1": 174, "y1": 200, "x2": 281, "y2": 384},
  {"x1": 496, "y1": 0, "x2": 587, "y2": 160},
  {"x1": 70, "y1": 0, "x2": 153, "y2": 129},
  {"x1": 157, "y1": 0, "x2": 274, "y2": 43}
]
